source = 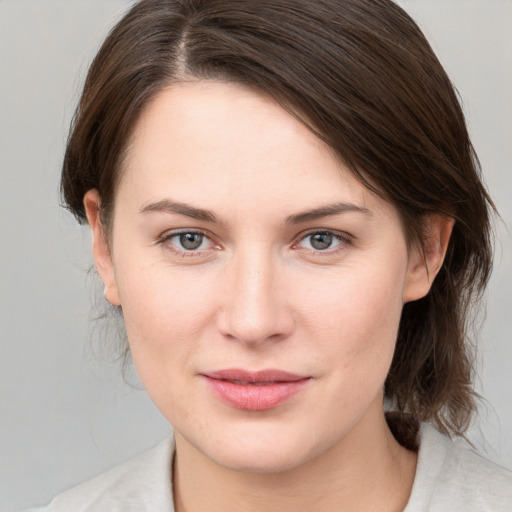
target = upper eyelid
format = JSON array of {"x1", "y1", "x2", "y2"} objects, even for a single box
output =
[
  {"x1": 294, "y1": 228, "x2": 353, "y2": 242},
  {"x1": 158, "y1": 229, "x2": 217, "y2": 248},
  {"x1": 159, "y1": 228, "x2": 211, "y2": 240}
]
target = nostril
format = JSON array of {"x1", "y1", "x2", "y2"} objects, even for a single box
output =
[{"x1": 217, "y1": 305, "x2": 294, "y2": 346}]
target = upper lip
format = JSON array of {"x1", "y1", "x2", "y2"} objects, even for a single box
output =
[{"x1": 202, "y1": 369, "x2": 309, "y2": 384}]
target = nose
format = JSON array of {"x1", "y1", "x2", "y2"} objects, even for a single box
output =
[{"x1": 217, "y1": 248, "x2": 295, "y2": 346}]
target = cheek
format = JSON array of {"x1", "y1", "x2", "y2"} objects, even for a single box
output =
[
  {"x1": 302, "y1": 263, "x2": 406, "y2": 381},
  {"x1": 115, "y1": 262, "x2": 221, "y2": 420},
  {"x1": 114, "y1": 258, "x2": 218, "y2": 368}
]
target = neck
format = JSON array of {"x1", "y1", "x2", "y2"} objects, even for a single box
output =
[{"x1": 172, "y1": 410, "x2": 417, "y2": 512}]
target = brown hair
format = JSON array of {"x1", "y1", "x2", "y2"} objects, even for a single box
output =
[{"x1": 61, "y1": 0, "x2": 494, "y2": 443}]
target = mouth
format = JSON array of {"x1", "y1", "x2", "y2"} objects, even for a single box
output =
[{"x1": 201, "y1": 369, "x2": 311, "y2": 411}]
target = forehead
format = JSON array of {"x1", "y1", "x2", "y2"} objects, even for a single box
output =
[{"x1": 118, "y1": 80, "x2": 392, "y2": 221}]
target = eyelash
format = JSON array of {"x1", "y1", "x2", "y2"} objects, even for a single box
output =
[
  {"x1": 157, "y1": 229, "x2": 218, "y2": 258},
  {"x1": 292, "y1": 229, "x2": 353, "y2": 256},
  {"x1": 156, "y1": 229, "x2": 353, "y2": 257}
]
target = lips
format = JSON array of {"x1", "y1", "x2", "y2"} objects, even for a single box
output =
[{"x1": 201, "y1": 369, "x2": 311, "y2": 411}]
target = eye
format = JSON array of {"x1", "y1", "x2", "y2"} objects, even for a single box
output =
[
  {"x1": 305, "y1": 232, "x2": 336, "y2": 250},
  {"x1": 295, "y1": 230, "x2": 350, "y2": 253},
  {"x1": 176, "y1": 232, "x2": 206, "y2": 251},
  {"x1": 159, "y1": 230, "x2": 217, "y2": 254}
]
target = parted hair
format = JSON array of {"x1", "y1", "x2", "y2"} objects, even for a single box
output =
[{"x1": 61, "y1": 0, "x2": 494, "y2": 445}]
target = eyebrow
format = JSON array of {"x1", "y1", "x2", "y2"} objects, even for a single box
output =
[
  {"x1": 139, "y1": 199, "x2": 371, "y2": 224},
  {"x1": 139, "y1": 200, "x2": 218, "y2": 222},
  {"x1": 286, "y1": 202, "x2": 371, "y2": 224}
]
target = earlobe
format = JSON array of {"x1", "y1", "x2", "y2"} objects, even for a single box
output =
[
  {"x1": 83, "y1": 190, "x2": 121, "y2": 306},
  {"x1": 403, "y1": 215, "x2": 454, "y2": 303}
]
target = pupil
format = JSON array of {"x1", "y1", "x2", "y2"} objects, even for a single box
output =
[
  {"x1": 311, "y1": 233, "x2": 332, "y2": 250},
  {"x1": 180, "y1": 233, "x2": 203, "y2": 250}
]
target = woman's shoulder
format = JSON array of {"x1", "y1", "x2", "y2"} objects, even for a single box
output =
[
  {"x1": 24, "y1": 437, "x2": 175, "y2": 512},
  {"x1": 405, "y1": 423, "x2": 512, "y2": 511}
]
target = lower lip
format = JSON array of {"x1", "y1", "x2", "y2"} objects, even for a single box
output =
[{"x1": 203, "y1": 377, "x2": 310, "y2": 411}]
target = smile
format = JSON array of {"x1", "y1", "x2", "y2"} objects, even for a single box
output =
[
  {"x1": 201, "y1": 369, "x2": 311, "y2": 411},
  {"x1": 227, "y1": 380, "x2": 280, "y2": 386}
]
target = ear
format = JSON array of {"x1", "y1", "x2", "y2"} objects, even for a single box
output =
[
  {"x1": 403, "y1": 214, "x2": 454, "y2": 303},
  {"x1": 83, "y1": 190, "x2": 121, "y2": 306}
]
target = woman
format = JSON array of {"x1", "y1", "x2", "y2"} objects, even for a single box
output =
[{"x1": 27, "y1": 0, "x2": 511, "y2": 510}]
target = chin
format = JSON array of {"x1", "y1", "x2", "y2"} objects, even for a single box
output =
[
  {"x1": 208, "y1": 439, "x2": 314, "y2": 474},
  {"x1": 181, "y1": 416, "x2": 329, "y2": 475}
]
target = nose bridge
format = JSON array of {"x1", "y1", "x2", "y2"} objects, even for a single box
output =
[{"x1": 218, "y1": 244, "x2": 292, "y2": 345}]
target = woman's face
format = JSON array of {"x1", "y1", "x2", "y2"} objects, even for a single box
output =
[{"x1": 87, "y1": 81, "x2": 437, "y2": 472}]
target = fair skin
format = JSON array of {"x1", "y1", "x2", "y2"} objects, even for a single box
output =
[{"x1": 85, "y1": 81, "x2": 452, "y2": 512}]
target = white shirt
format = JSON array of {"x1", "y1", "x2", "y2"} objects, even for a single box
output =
[{"x1": 27, "y1": 423, "x2": 512, "y2": 511}]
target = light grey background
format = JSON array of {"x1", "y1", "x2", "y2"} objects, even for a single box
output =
[{"x1": 1, "y1": 1, "x2": 511, "y2": 510}]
